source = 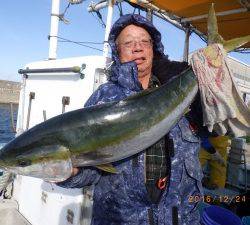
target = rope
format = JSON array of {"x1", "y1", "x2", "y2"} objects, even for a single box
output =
[
  {"x1": 49, "y1": 35, "x2": 106, "y2": 52},
  {"x1": 51, "y1": 3, "x2": 71, "y2": 24},
  {"x1": 133, "y1": 6, "x2": 136, "y2": 14},
  {"x1": 62, "y1": 2, "x2": 71, "y2": 16},
  {"x1": 52, "y1": 36, "x2": 104, "y2": 45},
  {"x1": 117, "y1": 2, "x2": 123, "y2": 16},
  {"x1": 90, "y1": 11, "x2": 106, "y2": 28},
  {"x1": 52, "y1": 1, "x2": 84, "y2": 24}
]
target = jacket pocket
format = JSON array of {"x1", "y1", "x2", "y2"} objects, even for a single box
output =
[
  {"x1": 185, "y1": 157, "x2": 203, "y2": 182},
  {"x1": 178, "y1": 118, "x2": 199, "y2": 143},
  {"x1": 184, "y1": 157, "x2": 204, "y2": 215},
  {"x1": 185, "y1": 157, "x2": 204, "y2": 205}
]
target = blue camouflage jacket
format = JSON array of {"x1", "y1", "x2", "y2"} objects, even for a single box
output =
[{"x1": 59, "y1": 14, "x2": 203, "y2": 225}]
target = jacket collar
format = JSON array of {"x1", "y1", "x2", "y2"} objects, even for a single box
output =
[{"x1": 109, "y1": 61, "x2": 142, "y2": 92}]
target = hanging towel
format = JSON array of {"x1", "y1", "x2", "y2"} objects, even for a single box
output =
[{"x1": 190, "y1": 43, "x2": 250, "y2": 137}]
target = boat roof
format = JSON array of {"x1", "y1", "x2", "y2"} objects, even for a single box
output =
[{"x1": 128, "y1": 0, "x2": 250, "y2": 49}]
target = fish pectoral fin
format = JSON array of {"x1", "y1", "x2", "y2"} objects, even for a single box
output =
[
  {"x1": 95, "y1": 163, "x2": 118, "y2": 174},
  {"x1": 223, "y1": 35, "x2": 250, "y2": 52}
]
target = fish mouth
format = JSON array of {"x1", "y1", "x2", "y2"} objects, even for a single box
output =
[
  {"x1": 6, "y1": 158, "x2": 73, "y2": 182},
  {"x1": 0, "y1": 145, "x2": 73, "y2": 182}
]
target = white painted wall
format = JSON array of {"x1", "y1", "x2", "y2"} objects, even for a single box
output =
[{"x1": 13, "y1": 55, "x2": 108, "y2": 225}]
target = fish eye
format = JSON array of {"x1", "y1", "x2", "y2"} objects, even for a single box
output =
[{"x1": 18, "y1": 160, "x2": 31, "y2": 167}]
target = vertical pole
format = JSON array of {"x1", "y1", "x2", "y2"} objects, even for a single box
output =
[
  {"x1": 43, "y1": 110, "x2": 47, "y2": 121},
  {"x1": 146, "y1": 8, "x2": 153, "y2": 22},
  {"x1": 183, "y1": 25, "x2": 190, "y2": 62},
  {"x1": 17, "y1": 74, "x2": 27, "y2": 135},
  {"x1": 26, "y1": 92, "x2": 35, "y2": 130},
  {"x1": 21, "y1": 76, "x2": 27, "y2": 132},
  {"x1": 103, "y1": 0, "x2": 114, "y2": 59},
  {"x1": 9, "y1": 103, "x2": 16, "y2": 133},
  {"x1": 49, "y1": 0, "x2": 60, "y2": 60}
]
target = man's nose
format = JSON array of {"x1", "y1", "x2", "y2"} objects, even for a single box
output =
[{"x1": 133, "y1": 41, "x2": 143, "y2": 52}]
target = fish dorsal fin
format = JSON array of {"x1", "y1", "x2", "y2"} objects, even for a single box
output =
[{"x1": 95, "y1": 163, "x2": 118, "y2": 174}]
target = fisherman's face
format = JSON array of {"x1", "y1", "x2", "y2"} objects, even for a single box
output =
[{"x1": 116, "y1": 25, "x2": 153, "y2": 79}]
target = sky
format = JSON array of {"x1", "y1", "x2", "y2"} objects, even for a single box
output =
[{"x1": 0, "y1": 0, "x2": 249, "y2": 82}]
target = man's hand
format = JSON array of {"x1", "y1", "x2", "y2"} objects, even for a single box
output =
[
  {"x1": 72, "y1": 167, "x2": 79, "y2": 176},
  {"x1": 211, "y1": 151, "x2": 226, "y2": 166}
]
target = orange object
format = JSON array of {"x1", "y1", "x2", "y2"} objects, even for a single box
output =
[
  {"x1": 157, "y1": 177, "x2": 167, "y2": 190},
  {"x1": 189, "y1": 122, "x2": 198, "y2": 134},
  {"x1": 127, "y1": 0, "x2": 250, "y2": 48}
]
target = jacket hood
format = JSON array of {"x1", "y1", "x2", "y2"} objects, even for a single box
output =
[
  {"x1": 108, "y1": 14, "x2": 164, "y2": 64},
  {"x1": 107, "y1": 14, "x2": 165, "y2": 91}
]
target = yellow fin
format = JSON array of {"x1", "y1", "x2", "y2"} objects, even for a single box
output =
[
  {"x1": 207, "y1": 3, "x2": 224, "y2": 45},
  {"x1": 223, "y1": 35, "x2": 250, "y2": 52},
  {"x1": 184, "y1": 107, "x2": 190, "y2": 115},
  {"x1": 95, "y1": 163, "x2": 118, "y2": 174}
]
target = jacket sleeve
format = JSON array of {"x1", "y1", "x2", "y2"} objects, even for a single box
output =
[
  {"x1": 201, "y1": 137, "x2": 216, "y2": 154},
  {"x1": 57, "y1": 167, "x2": 101, "y2": 188},
  {"x1": 57, "y1": 84, "x2": 114, "y2": 189}
]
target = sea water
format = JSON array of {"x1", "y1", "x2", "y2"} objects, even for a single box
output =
[{"x1": 0, "y1": 103, "x2": 18, "y2": 145}]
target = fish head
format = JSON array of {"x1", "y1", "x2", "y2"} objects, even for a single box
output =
[{"x1": 0, "y1": 143, "x2": 73, "y2": 182}]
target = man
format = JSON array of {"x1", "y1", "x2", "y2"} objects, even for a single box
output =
[{"x1": 58, "y1": 14, "x2": 203, "y2": 225}]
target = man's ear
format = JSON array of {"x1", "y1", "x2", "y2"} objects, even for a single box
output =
[
  {"x1": 115, "y1": 36, "x2": 120, "y2": 51},
  {"x1": 117, "y1": 47, "x2": 121, "y2": 57}
]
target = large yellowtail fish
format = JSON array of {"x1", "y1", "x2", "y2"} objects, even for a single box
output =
[{"x1": 0, "y1": 68, "x2": 198, "y2": 182}]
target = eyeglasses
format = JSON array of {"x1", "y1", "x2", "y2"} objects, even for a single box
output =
[{"x1": 119, "y1": 38, "x2": 152, "y2": 49}]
